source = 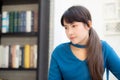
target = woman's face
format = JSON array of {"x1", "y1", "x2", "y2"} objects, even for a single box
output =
[{"x1": 63, "y1": 20, "x2": 90, "y2": 45}]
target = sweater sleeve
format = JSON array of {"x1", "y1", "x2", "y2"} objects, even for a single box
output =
[
  {"x1": 103, "y1": 41, "x2": 120, "y2": 79},
  {"x1": 48, "y1": 54, "x2": 62, "y2": 80}
]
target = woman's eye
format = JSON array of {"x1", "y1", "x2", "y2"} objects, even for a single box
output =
[
  {"x1": 64, "y1": 27, "x2": 67, "y2": 29},
  {"x1": 72, "y1": 25, "x2": 76, "y2": 28}
]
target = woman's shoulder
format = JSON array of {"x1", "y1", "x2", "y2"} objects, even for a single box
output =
[
  {"x1": 101, "y1": 40, "x2": 112, "y2": 56},
  {"x1": 101, "y1": 40, "x2": 115, "y2": 59},
  {"x1": 101, "y1": 40, "x2": 114, "y2": 50},
  {"x1": 101, "y1": 40, "x2": 110, "y2": 49}
]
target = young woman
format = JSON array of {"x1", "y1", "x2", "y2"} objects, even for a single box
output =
[{"x1": 48, "y1": 5, "x2": 120, "y2": 80}]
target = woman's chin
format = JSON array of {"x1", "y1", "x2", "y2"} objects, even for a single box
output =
[{"x1": 70, "y1": 41, "x2": 78, "y2": 44}]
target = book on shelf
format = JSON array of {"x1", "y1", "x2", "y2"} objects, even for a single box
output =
[
  {"x1": 0, "y1": 14, "x2": 2, "y2": 33},
  {"x1": 2, "y1": 11, "x2": 9, "y2": 33},
  {"x1": 33, "y1": 10, "x2": 38, "y2": 32},
  {"x1": 2, "y1": 10, "x2": 36, "y2": 33},
  {"x1": 0, "y1": 44, "x2": 37, "y2": 69},
  {"x1": 11, "y1": 45, "x2": 20, "y2": 68},
  {"x1": 24, "y1": 44, "x2": 30, "y2": 68},
  {"x1": 26, "y1": 10, "x2": 34, "y2": 32},
  {"x1": 0, "y1": 45, "x2": 9, "y2": 68}
]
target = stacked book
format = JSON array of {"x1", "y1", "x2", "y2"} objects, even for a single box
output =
[
  {"x1": 0, "y1": 44, "x2": 37, "y2": 69},
  {"x1": 2, "y1": 10, "x2": 38, "y2": 33}
]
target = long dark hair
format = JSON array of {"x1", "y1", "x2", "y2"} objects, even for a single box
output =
[{"x1": 61, "y1": 6, "x2": 104, "y2": 80}]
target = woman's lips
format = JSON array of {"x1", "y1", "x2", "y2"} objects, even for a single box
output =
[{"x1": 70, "y1": 37, "x2": 75, "y2": 40}]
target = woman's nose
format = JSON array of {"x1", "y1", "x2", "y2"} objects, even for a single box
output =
[{"x1": 67, "y1": 28, "x2": 74, "y2": 35}]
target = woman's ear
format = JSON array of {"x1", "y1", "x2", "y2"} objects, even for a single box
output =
[
  {"x1": 85, "y1": 20, "x2": 92, "y2": 30},
  {"x1": 88, "y1": 20, "x2": 92, "y2": 28}
]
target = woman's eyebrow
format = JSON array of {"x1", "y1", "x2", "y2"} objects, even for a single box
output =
[{"x1": 64, "y1": 25, "x2": 67, "y2": 26}]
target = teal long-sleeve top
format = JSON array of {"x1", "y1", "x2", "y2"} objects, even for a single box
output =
[{"x1": 48, "y1": 41, "x2": 120, "y2": 80}]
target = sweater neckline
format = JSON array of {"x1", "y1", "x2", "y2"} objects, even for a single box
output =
[{"x1": 70, "y1": 42, "x2": 87, "y2": 48}]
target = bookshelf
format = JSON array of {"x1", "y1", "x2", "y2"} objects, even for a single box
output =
[{"x1": 0, "y1": 0, "x2": 50, "y2": 80}]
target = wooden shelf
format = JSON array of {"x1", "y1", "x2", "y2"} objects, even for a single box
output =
[
  {"x1": 0, "y1": 68, "x2": 37, "y2": 71},
  {"x1": 2, "y1": 0, "x2": 39, "y2": 5},
  {"x1": 0, "y1": 32, "x2": 38, "y2": 37}
]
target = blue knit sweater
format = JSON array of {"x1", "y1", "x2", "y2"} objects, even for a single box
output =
[{"x1": 48, "y1": 41, "x2": 120, "y2": 80}]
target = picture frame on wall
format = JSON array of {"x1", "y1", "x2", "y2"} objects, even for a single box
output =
[
  {"x1": 104, "y1": 2, "x2": 117, "y2": 19},
  {"x1": 105, "y1": 22, "x2": 120, "y2": 35}
]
